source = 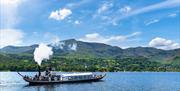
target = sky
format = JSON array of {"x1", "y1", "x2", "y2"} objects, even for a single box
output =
[{"x1": 0, "y1": 0, "x2": 180, "y2": 50}]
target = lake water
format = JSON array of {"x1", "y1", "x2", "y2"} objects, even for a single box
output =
[{"x1": 0, "y1": 72, "x2": 180, "y2": 91}]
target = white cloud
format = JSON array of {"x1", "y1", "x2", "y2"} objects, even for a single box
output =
[
  {"x1": 49, "y1": 8, "x2": 72, "y2": 21},
  {"x1": 79, "y1": 32, "x2": 141, "y2": 44},
  {"x1": 168, "y1": 13, "x2": 177, "y2": 17},
  {"x1": 68, "y1": 43, "x2": 77, "y2": 51},
  {"x1": 113, "y1": 0, "x2": 180, "y2": 22},
  {"x1": 145, "y1": 19, "x2": 159, "y2": 26},
  {"x1": 126, "y1": 32, "x2": 141, "y2": 37},
  {"x1": 93, "y1": 2, "x2": 113, "y2": 18},
  {"x1": 50, "y1": 36, "x2": 64, "y2": 49},
  {"x1": 97, "y1": 2, "x2": 113, "y2": 14},
  {"x1": 0, "y1": 0, "x2": 21, "y2": 5},
  {"x1": 74, "y1": 20, "x2": 80, "y2": 25},
  {"x1": 0, "y1": 0, "x2": 26, "y2": 47},
  {"x1": 66, "y1": 0, "x2": 91, "y2": 9},
  {"x1": 51, "y1": 36, "x2": 60, "y2": 44},
  {"x1": 149, "y1": 37, "x2": 180, "y2": 50},
  {"x1": 0, "y1": 0, "x2": 24, "y2": 28},
  {"x1": 51, "y1": 41, "x2": 64, "y2": 49},
  {"x1": 119, "y1": 6, "x2": 131, "y2": 14},
  {"x1": 112, "y1": 21, "x2": 118, "y2": 26},
  {"x1": 0, "y1": 29, "x2": 24, "y2": 48}
]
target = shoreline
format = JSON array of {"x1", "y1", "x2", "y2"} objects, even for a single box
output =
[{"x1": 0, "y1": 71, "x2": 180, "y2": 72}]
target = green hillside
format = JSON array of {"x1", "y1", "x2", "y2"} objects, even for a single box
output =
[{"x1": 0, "y1": 39, "x2": 179, "y2": 72}]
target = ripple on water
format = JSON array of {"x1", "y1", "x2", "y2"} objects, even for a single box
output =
[{"x1": 0, "y1": 72, "x2": 180, "y2": 91}]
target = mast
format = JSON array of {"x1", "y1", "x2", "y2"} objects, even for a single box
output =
[{"x1": 38, "y1": 65, "x2": 41, "y2": 76}]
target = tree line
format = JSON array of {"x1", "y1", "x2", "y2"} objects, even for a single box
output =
[{"x1": 0, "y1": 54, "x2": 179, "y2": 72}]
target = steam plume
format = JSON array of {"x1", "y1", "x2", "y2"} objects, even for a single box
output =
[{"x1": 34, "y1": 43, "x2": 53, "y2": 66}]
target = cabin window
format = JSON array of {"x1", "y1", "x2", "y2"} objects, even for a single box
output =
[{"x1": 54, "y1": 77, "x2": 57, "y2": 81}]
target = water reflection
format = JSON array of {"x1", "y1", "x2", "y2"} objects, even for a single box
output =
[
  {"x1": 23, "y1": 80, "x2": 105, "y2": 91},
  {"x1": 24, "y1": 84, "x2": 55, "y2": 91},
  {"x1": 1, "y1": 72, "x2": 180, "y2": 91}
]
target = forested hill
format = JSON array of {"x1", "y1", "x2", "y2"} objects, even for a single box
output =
[
  {"x1": 0, "y1": 39, "x2": 180, "y2": 71},
  {"x1": 1, "y1": 39, "x2": 179, "y2": 61}
]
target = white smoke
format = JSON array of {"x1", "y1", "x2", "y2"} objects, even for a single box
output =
[{"x1": 34, "y1": 43, "x2": 53, "y2": 66}]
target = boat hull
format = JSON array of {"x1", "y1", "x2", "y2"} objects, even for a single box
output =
[
  {"x1": 17, "y1": 72, "x2": 106, "y2": 85},
  {"x1": 24, "y1": 77, "x2": 104, "y2": 85}
]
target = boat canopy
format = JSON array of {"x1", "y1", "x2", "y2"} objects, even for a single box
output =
[{"x1": 62, "y1": 72, "x2": 93, "y2": 77}]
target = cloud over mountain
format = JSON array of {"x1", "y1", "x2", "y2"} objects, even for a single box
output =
[
  {"x1": 0, "y1": 0, "x2": 25, "y2": 48},
  {"x1": 149, "y1": 37, "x2": 180, "y2": 50},
  {"x1": 0, "y1": 29, "x2": 24, "y2": 48},
  {"x1": 79, "y1": 32, "x2": 141, "y2": 44}
]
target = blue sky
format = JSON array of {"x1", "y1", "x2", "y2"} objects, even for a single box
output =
[{"x1": 0, "y1": 0, "x2": 180, "y2": 50}]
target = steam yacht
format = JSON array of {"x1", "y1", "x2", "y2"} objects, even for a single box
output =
[{"x1": 17, "y1": 67, "x2": 106, "y2": 85}]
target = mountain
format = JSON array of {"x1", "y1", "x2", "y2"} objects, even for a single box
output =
[
  {"x1": 0, "y1": 44, "x2": 38, "y2": 54},
  {"x1": 58, "y1": 39, "x2": 123, "y2": 57},
  {"x1": 0, "y1": 39, "x2": 180, "y2": 63},
  {"x1": 120, "y1": 47, "x2": 180, "y2": 62}
]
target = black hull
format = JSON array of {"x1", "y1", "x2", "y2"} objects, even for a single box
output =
[
  {"x1": 23, "y1": 75, "x2": 106, "y2": 85},
  {"x1": 28, "y1": 78, "x2": 103, "y2": 85},
  {"x1": 17, "y1": 72, "x2": 106, "y2": 85}
]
